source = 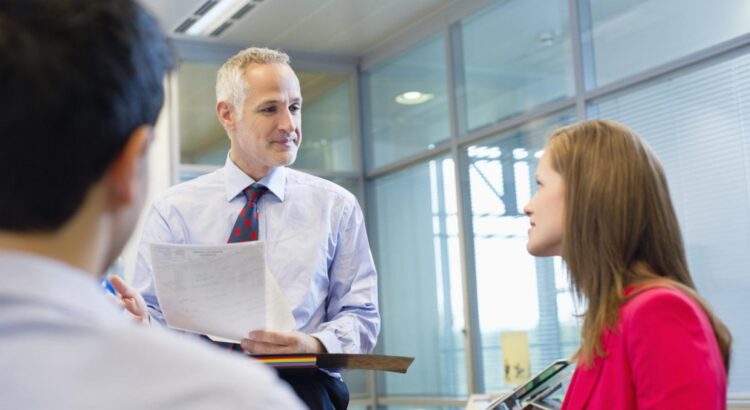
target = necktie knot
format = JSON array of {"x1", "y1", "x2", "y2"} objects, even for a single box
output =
[{"x1": 243, "y1": 183, "x2": 268, "y2": 202}]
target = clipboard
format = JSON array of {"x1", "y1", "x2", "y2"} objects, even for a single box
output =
[{"x1": 252, "y1": 353, "x2": 414, "y2": 373}]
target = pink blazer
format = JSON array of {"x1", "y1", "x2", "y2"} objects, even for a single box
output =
[{"x1": 561, "y1": 287, "x2": 727, "y2": 410}]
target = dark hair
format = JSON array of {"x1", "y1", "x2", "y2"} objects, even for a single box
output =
[{"x1": 0, "y1": 0, "x2": 174, "y2": 231}]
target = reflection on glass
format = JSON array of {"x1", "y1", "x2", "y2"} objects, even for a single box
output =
[
  {"x1": 463, "y1": 111, "x2": 580, "y2": 392},
  {"x1": 589, "y1": 52, "x2": 750, "y2": 394},
  {"x1": 295, "y1": 73, "x2": 357, "y2": 172},
  {"x1": 582, "y1": 0, "x2": 750, "y2": 88},
  {"x1": 460, "y1": 0, "x2": 574, "y2": 131},
  {"x1": 364, "y1": 35, "x2": 450, "y2": 170},
  {"x1": 369, "y1": 156, "x2": 466, "y2": 396}
]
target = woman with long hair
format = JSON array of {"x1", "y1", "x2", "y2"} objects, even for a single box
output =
[{"x1": 523, "y1": 119, "x2": 731, "y2": 409}]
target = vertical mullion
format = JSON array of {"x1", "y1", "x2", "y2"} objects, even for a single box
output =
[
  {"x1": 351, "y1": 71, "x2": 367, "y2": 213},
  {"x1": 569, "y1": 0, "x2": 593, "y2": 120},
  {"x1": 447, "y1": 21, "x2": 485, "y2": 394},
  {"x1": 353, "y1": 67, "x2": 377, "y2": 410}
]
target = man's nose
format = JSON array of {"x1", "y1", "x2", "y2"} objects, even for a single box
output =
[{"x1": 278, "y1": 109, "x2": 296, "y2": 133}]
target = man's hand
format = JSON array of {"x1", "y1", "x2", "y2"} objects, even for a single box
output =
[
  {"x1": 240, "y1": 331, "x2": 326, "y2": 355},
  {"x1": 108, "y1": 276, "x2": 148, "y2": 324}
]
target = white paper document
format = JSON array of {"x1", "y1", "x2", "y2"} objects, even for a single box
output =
[{"x1": 149, "y1": 241, "x2": 295, "y2": 343}]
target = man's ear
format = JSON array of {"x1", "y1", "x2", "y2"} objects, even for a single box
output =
[
  {"x1": 216, "y1": 100, "x2": 235, "y2": 132},
  {"x1": 107, "y1": 125, "x2": 151, "y2": 208}
]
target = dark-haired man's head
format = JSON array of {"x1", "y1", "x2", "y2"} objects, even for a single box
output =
[{"x1": 0, "y1": 0, "x2": 174, "y2": 273}]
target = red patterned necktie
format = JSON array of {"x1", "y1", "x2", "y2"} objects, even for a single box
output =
[
  {"x1": 211, "y1": 183, "x2": 268, "y2": 353},
  {"x1": 228, "y1": 183, "x2": 269, "y2": 243}
]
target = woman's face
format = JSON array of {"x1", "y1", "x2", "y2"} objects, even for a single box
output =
[{"x1": 523, "y1": 151, "x2": 565, "y2": 257}]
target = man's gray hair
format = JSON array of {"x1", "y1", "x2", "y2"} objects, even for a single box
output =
[{"x1": 216, "y1": 47, "x2": 290, "y2": 112}]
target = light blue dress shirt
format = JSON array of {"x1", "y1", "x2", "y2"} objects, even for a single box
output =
[
  {"x1": 134, "y1": 156, "x2": 380, "y2": 354},
  {"x1": 0, "y1": 250, "x2": 304, "y2": 409}
]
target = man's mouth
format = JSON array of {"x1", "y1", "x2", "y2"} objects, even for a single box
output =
[{"x1": 272, "y1": 137, "x2": 296, "y2": 146}]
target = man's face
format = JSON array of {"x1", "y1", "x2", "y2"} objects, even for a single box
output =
[{"x1": 225, "y1": 63, "x2": 302, "y2": 180}]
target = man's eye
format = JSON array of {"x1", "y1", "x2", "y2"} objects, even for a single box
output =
[
  {"x1": 290, "y1": 103, "x2": 301, "y2": 113},
  {"x1": 260, "y1": 106, "x2": 276, "y2": 113}
]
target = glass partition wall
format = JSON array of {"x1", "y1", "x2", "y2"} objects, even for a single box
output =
[{"x1": 362, "y1": 0, "x2": 750, "y2": 408}]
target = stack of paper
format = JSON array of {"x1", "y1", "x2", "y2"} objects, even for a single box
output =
[{"x1": 149, "y1": 241, "x2": 295, "y2": 343}]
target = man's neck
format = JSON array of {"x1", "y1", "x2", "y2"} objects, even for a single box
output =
[
  {"x1": 228, "y1": 151, "x2": 273, "y2": 182},
  {"x1": 0, "y1": 209, "x2": 108, "y2": 276},
  {"x1": 0, "y1": 234, "x2": 96, "y2": 276}
]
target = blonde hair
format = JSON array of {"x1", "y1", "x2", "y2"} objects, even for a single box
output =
[
  {"x1": 215, "y1": 47, "x2": 290, "y2": 112},
  {"x1": 547, "y1": 119, "x2": 731, "y2": 370}
]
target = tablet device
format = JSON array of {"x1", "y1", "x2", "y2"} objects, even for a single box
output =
[
  {"x1": 488, "y1": 359, "x2": 570, "y2": 410},
  {"x1": 514, "y1": 359, "x2": 569, "y2": 400}
]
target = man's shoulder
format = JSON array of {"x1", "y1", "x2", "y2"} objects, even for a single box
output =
[
  {"x1": 99, "y1": 325, "x2": 302, "y2": 408},
  {"x1": 154, "y1": 169, "x2": 225, "y2": 207},
  {"x1": 286, "y1": 167, "x2": 357, "y2": 203},
  {"x1": 0, "y1": 312, "x2": 303, "y2": 409}
]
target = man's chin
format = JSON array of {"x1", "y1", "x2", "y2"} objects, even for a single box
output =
[{"x1": 273, "y1": 152, "x2": 298, "y2": 167}]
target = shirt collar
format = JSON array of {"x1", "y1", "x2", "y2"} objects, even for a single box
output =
[
  {"x1": 223, "y1": 153, "x2": 287, "y2": 202},
  {"x1": 0, "y1": 249, "x2": 123, "y2": 324}
]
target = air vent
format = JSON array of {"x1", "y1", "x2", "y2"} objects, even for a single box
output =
[
  {"x1": 210, "y1": 21, "x2": 233, "y2": 36},
  {"x1": 174, "y1": 0, "x2": 264, "y2": 37},
  {"x1": 194, "y1": 0, "x2": 219, "y2": 16},
  {"x1": 230, "y1": 3, "x2": 254, "y2": 20},
  {"x1": 174, "y1": 17, "x2": 197, "y2": 34}
]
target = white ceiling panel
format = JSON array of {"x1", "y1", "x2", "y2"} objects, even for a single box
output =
[{"x1": 140, "y1": 0, "x2": 457, "y2": 57}]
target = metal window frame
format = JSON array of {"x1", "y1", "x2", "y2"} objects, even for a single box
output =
[{"x1": 359, "y1": 0, "x2": 750, "y2": 408}]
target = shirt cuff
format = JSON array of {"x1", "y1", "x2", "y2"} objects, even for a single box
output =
[{"x1": 309, "y1": 330, "x2": 343, "y2": 354}]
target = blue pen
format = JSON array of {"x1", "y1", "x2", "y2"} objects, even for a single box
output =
[{"x1": 99, "y1": 276, "x2": 117, "y2": 296}]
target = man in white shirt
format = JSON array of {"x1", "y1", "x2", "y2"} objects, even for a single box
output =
[
  {"x1": 123, "y1": 47, "x2": 380, "y2": 410},
  {"x1": 0, "y1": 1, "x2": 303, "y2": 408}
]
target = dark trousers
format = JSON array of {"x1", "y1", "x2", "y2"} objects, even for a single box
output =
[{"x1": 279, "y1": 370, "x2": 349, "y2": 410}]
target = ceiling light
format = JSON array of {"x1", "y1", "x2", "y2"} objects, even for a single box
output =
[
  {"x1": 395, "y1": 91, "x2": 434, "y2": 105},
  {"x1": 176, "y1": 0, "x2": 257, "y2": 37},
  {"x1": 537, "y1": 31, "x2": 556, "y2": 46}
]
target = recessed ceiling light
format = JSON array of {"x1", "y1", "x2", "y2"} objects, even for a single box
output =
[
  {"x1": 537, "y1": 31, "x2": 556, "y2": 46},
  {"x1": 395, "y1": 91, "x2": 434, "y2": 105}
]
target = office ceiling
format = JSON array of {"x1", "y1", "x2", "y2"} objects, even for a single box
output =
[{"x1": 140, "y1": 0, "x2": 458, "y2": 57}]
